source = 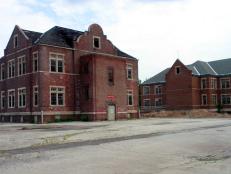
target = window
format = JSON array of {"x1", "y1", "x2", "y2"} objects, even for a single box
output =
[
  {"x1": 33, "y1": 52, "x2": 38, "y2": 72},
  {"x1": 221, "y1": 78, "x2": 230, "y2": 89},
  {"x1": 127, "y1": 64, "x2": 133, "y2": 80},
  {"x1": 108, "y1": 67, "x2": 114, "y2": 85},
  {"x1": 144, "y1": 99, "x2": 150, "y2": 106},
  {"x1": 1, "y1": 63, "x2": 5, "y2": 80},
  {"x1": 50, "y1": 87, "x2": 65, "y2": 106},
  {"x1": 201, "y1": 78, "x2": 207, "y2": 89},
  {"x1": 84, "y1": 85, "x2": 89, "y2": 100},
  {"x1": 1, "y1": 91, "x2": 5, "y2": 109},
  {"x1": 18, "y1": 88, "x2": 26, "y2": 108},
  {"x1": 210, "y1": 78, "x2": 217, "y2": 89},
  {"x1": 143, "y1": 86, "x2": 150, "y2": 95},
  {"x1": 93, "y1": 36, "x2": 100, "y2": 49},
  {"x1": 8, "y1": 89, "x2": 15, "y2": 108},
  {"x1": 175, "y1": 66, "x2": 180, "y2": 74},
  {"x1": 49, "y1": 53, "x2": 64, "y2": 73},
  {"x1": 33, "y1": 86, "x2": 39, "y2": 107},
  {"x1": 201, "y1": 94, "x2": 207, "y2": 105},
  {"x1": 8, "y1": 59, "x2": 15, "y2": 78},
  {"x1": 155, "y1": 98, "x2": 162, "y2": 106},
  {"x1": 221, "y1": 95, "x2": 231, "y2": 105},
  {"x1": 127, "y1": 90, "x2": 133, "y2": 106},
  {"x1": 18, "y1": 56, "x2": 26, "y2": 75},
  {"x1": 211, "y1": 94, "x2": 217, "y2": 105},
  {"x1": 155, "y1": 85, "x2": 162, "y2": 95},
  {"x1": 13, "y1": 35, "x2": 18, "y2": 48}
]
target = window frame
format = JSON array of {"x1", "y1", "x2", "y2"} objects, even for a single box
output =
[
  {"x1": 18, "y1": 87, "x2": 26, "y2": 108},
  {"x1": 13, "y1": 34, "x2": 18, "y2": 48},
  {"x1": 221, "y1": 94, "x2": 231, "y2": 105},
  {"x1": 220, "y1": 78, "x2": 230, "y2": 89},
  {"x1": 175, "y1": 66, "x2": 181, "y2": 75},
  {"x1": 0, "y1": 63, "x2": 5, "y2": 80},
  {"x1": 211, "y1": 94, "x2": 217, "y2": 105},
  {"x1": 8, "y1": 59, "x2": 15, "y2": 79},
  {"x1": 49, "y1": 53, "x2": 64, "y2": 73},
  {"x1": 18, "y1": 55, "x2": 26, "y2": 76},
  {"x1": 93, "y1": 36, "x2": 101, "y2": 49},
  {"x1": 32, "y1": 51, "x2": 39, "y2": 72},
  {"x1": 50, "y1": 86, "x2": 65, "y2": 106},
  {"x1": 155, "y1": 98, "x2": 162, "y2": 107},
  {"x1": 210, "y1": 78, "x2": 217, "y2": 89},
  {"x1": 127, "y1": 90, "x2": 133, "y2": 106},
  {"x1": 201, "y1": 94, "x2": 207, "y2": 106},
  {"x1": 126, "y1": 64, "x2": 133, "y2": 80},
  {"x1": 143, "y1": 86, "x2": 150, "y2": 95},
  {"x1": 155, "y1": 85, "x2": 162, "y2": 95},
  {"x1": 143, "y1": 99, "x2": 150, "y2": 106},
  {"x1": 201, "y1": 78, "x2": 207, "y2": 89},
  {"x1": 1, "y1": 91, "x2": 6, "y2": 109},
  {"x1": 8, "y1": 89, "x2": 15, "y2": 108},
  {"x1": 33, "y1": 86, "x2": 39, "y2": 107}
]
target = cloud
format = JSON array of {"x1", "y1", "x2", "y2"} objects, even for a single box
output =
[{"x1": 1, "y1": 0, "x2": 231, "y2": 81}]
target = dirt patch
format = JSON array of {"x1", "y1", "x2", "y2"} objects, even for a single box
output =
[
  {"x1": 190, "y1": 154, "x2": 231, "y2": 163},
  {"x1": 141, "y1": 109, "x2": 230, "y2": 118}
]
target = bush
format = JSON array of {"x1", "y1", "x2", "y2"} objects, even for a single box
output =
[
  {"x1": 216, "y1": 104, "x2": 223, "y2": 113},
  {"x1": 80, "y1": 115, "x2": 89, "y2": 122}
]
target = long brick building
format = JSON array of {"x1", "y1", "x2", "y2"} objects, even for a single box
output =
[
  {"x1": 140, "y1": 58, "x2": 231, "y2": 112},
  {"x1": 0, "y1": 24, "x2": 139, "y2": 123}
]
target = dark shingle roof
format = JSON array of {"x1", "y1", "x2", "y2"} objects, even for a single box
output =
[
  {"x1": 20, "y1": 26, "x2": 136, "y2": 59},
  {"x1": 116, "y1": 47, "x2": 136, "y2": 59},
  {"x1": 209, "y1": 58, "x2": 231, "y2": 75},
  {"x1": 22, "y1": 29, "x2": 42, "y2": 44},
  {"x1": 142, "y1": 58, "x2": 231, "y2": 85},
  {"x1": 142, "y1": 68, "x2": 169, "y2": 85},
  {"x1": 36, "y1": 26, "x2": 83, "y2": 48}
]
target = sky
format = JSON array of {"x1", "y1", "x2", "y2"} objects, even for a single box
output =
[{"x1": 1, "y1": 0, "x2": 231, "y2": 81}]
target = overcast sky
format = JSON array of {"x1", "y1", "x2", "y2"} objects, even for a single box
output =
[{"x1": 1, "y1": 0, "x2": 231, "y2": 81}]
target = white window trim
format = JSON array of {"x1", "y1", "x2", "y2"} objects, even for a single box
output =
[
  {"x1": 220, "y1": 78, "x2": 230, "y2": 89},
  {"x1": 13, "y1": 34, "x2": 18, "y2": 48},
  {"x1": 1, "y1": 91, "x2": 5, "y2": 109},
  {"x1": 50, "y1": 86, "x2": 65, "y2": 106},
  {"x1": 210, "y1": 78, "x2": 217, "y2": 89},
  {"x1": 8, "y1": 89, "x2": 15, "y2": 108},
  {"x1": 18, "y1": 55, "x2": 26, "y2": 76},
  {"x1": 126, "y1": 63, "x2": 133, "y2": 80},
  {"x1": 155, "y1": 85, "x2": 162, "y2": 95},
  {"x1": 211, "y1": 94, "x2": 217, "y2": 105},
  {"x1": 175, "y1": 66, "x2": 181, "y2": 75},
  {"x1": 127, "y1": 90, "x2": 133, "y2": 106},
  {"x1": 201, "y1": 78, "x2": 207, "y2": 89},
  {"x1": 201, "y1": 94, "x2": 207, "y2": 106},
  {"x1": 143, "y1": 86, "x2": 150, "y2": 95},
  {"x1": 93, "y1": 36, "x2": 101, "y2": 49},
  {"x1": 49, "y1": 52, "x2": 65, "y2": 73},
  {"x1": 33, "y1": 85, "x2": 39, "y2": 107},
  {"x1": 8, "y1": 59, "x2": 15, "y2": 79},
  {"x1": 0, "y1": 63, "x2": 5, "y2": 81},
  {"x1": 32, "y1": 51, "x2": 38, "y2": 72},
  {"x1": 221, "y1": 94, "x2": 231, "y2": 105},
  {"x1": 18, "y1": 87, "x2": 26, "y2": 108}
]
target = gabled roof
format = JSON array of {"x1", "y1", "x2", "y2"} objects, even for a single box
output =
[{"x1": 142, "y1": 58, "x2": 231, "y2": 85}]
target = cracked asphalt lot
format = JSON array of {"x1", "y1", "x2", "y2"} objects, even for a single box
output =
[{"x1": 1, "y1": 118, "x2": 231, "y2": 174}]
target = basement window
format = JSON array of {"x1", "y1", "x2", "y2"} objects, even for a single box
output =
[{"x1": 93, "y1": 36, "x2": 100, "y2": 49}]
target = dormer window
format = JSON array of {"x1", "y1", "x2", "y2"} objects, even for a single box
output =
[
  {"x1": 93, "y1": 36, "x2": 100, "y2": 49},
  {"x1": 13, "y1": 35, "x2": 18, "y2": 48},
  {"x1": 175, "y1": 66, "x2": 180, "y2": 75}
]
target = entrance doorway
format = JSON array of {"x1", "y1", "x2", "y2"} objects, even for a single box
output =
[{"x1": 107, "y1": 105, "x2": 116, "y2": 121}]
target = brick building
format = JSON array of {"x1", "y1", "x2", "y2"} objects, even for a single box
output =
[
  {"x1": 140, "y1": 58, "x2": 231, "y2": 112},
  {"x1": 0, "y1": 24, "x2": 139, "y2": 123}
]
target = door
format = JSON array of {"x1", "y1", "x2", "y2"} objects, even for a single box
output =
[{"x1": 107, "y1": 105, "x2": 116, "y2": 121}]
